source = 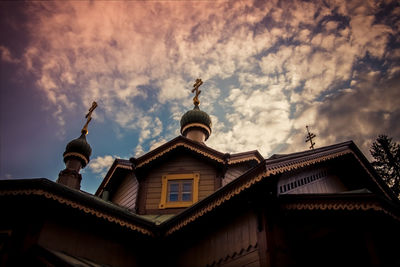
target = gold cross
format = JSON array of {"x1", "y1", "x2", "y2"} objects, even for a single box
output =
[
  {"x1": 305, "y1": 125, "x2": 316, "y2": 150},
  {"x1": 192, "y1": 78, "x2": 203, "y2": 106},
  {"x1": 81, "y1": 101, "x2": 98, "y2": 135}
]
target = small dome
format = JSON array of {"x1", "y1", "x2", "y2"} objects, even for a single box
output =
[
  {"x1": 180, "y1": 106, "x2": 212, "y2": 140},
  {"x1": 63, "y1": 133, "x2": 92, "y2": 167}
]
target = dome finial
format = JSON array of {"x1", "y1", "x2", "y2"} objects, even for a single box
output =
[
  {"x1": 181, "y1": 80, "x2": 212, "y2": 142},
  {"x1": 81, "y1": 101, "x2": 98, "y2": 135},
  {"x1": 191, "y1": 78, "x2": 203, "y2": 107},
  {"x1": 58, "y1": 101, "x2": 97, "y2": 189}
]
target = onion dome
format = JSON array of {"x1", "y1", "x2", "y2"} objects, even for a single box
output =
[
  {"x1": 180, "y1": 105, "x2": 212, "y2": 141},
  {"x1": 63, "y1": 133, "x2": 92, "y2": 167}
]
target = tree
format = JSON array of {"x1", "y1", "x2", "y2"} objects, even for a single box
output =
[{"x1": 370, "y1": 135, "x2": 400, "y2": 198}]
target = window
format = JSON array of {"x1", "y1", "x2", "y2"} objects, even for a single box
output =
[{"x1": 159, "y1": 173, "x2": 199, "y2": 209}]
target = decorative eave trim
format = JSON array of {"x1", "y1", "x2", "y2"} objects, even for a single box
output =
[
  {"x1": 0, "y1": 188, "x2": 153, "y2": 236},
  {"x1": 164, "y1": 148, "x2": 360, "y2": 235},
  {"x1": 165, "y1": 171, "x2": 268, "y2": 235},
  {"x1": 229, "y1": 156, "x2": 262, "y2": 165},
  {"x1": 181, "y1": 123, "x2": 211, "y2": 136},
  {"x1": 281, "y1": 199, "x2": 400, "y2": 221},
  {"x1": 136, "y1": 141, "x2": 224, "y2": 168},
  {"x1": 265, "y1": 149, "x2": 351, "y2": 175},
  {"x1": 63, "y1": 152, "x2": 88, "y2": 165},
  {"x1": 265, "y1": 145, "x2": 392, "y2": 200}
]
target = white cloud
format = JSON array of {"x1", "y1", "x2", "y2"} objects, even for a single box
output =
[
  {"x1": 350, "y1": 14, "x2": 392, "y2": 59},
  {"x1": 88, "y1": 155, "x2": 115, "y2": 177},
  {"x1": 208, "y1": 84, "x2": 292, "y2": 156},
  {"x1": 157, "y1": 76, "x2": 189, "y2": 104},
  {"x1": 6, "y1": 0, "x2": 399, "y2": 164}
]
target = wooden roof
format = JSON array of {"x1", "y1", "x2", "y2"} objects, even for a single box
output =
[
  {"x1": 95, "y1": 135, "x2": 264, "y2": 196},
  {"x1": 0, "y1": 178, "x2": 156, "y2": 236},
  {"x1": 160, "y1": 141, "x2": 400, "y2": 235},
  {"x1": 3, "y1": 140, "x2": 399, "y2": 238}
]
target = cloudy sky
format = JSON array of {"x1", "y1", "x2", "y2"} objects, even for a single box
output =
[{"x1": 1, "y1": 0, "x2": 399, "y2": 194}]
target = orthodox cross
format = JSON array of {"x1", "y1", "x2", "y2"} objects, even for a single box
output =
[
  {"x1": 81, "y1": 101, "x2": 98, "y2": 135},
  {"x1": 305, "y1": 125, "x2": 316, "y2": 150},
  {"x1": 192, "y1": 78, "x2": 203, "y2": 106}
]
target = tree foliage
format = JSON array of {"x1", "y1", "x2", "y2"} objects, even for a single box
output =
[{"x1": 370, "y1": 135, "x2": 400, "y2": 198}]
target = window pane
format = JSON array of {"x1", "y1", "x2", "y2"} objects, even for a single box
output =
[
  {"x1": 169, "y1": 193, "x2": 178, "y2": 202},
  {"x1": 182, "y1": 182, "x2": 192, "y2": 192},
  {"x1": 166, "y1": 179, "x2": 194, "y2": 203},
  {"x1": 169, "y1": 183, "x2": 179, "y2": 193},
  {"x1": 168, "y1": 182, "x2": 179, "y2": 202},
  {"x1": 182, "y1": 193, "x2": 192, "y2": 201}
]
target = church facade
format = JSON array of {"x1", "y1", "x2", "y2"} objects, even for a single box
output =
[{"x1": 1, "y1": 82, "x2": 400, "y2": 266}]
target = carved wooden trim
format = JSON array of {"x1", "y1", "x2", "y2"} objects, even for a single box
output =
[
  {"x1": 136, "y1": 142, "x2": 224, "y2": 168},
  {"x1": 265, "y1": 150, "x2": 351, "y2": 175},
  {"x1": 228, "y1": 156, "x2": 262, "y2": 165},
  {"x1": 63, "y1": 152, "x2": 88, "y2": 165},
  {"x1": 280, "y1": 200, "x2": 400, "y2": 221},
  {"x1": 164, "y1": 149, "x2": 363, "y2": 235},
  {"x1": 181, "y1": 123, "x2": 211, "y2": 136},
  {"x1": 0, "y1": 189, "x2": 153, "y2": 236}
]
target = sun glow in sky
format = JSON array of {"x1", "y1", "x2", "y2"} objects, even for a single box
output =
[{"x1": 1, "y1": 0, "x2": 399, "y2": 193}]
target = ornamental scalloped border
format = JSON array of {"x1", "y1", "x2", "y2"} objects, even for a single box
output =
[
  {"x1": 136, "y1": 142, "x2": 225, "y2": 168},
  {"x1": 63, "y1": 152, "x2": 88, "y2": 165},
  {"x1": 165, "y1": 149, "x2": 356, "y2": 235},
  {"x1": 0, "y1": 189, "x2": 153, "y2": 236},
  {"x1": 181, "y1": 123, "x2": 211, "y2": 136},
  {"x1": 281, "y1": 200, "x2": 400, "y2": 221},
  {"x1": 228, "y1": 156, "x2": 262, "y2": 165}
]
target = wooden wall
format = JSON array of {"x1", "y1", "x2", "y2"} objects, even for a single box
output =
[
  {"x1": 223, "y1": 164, "x2": 251, "y2": 186},
  {"x1": 37, "y1": 217, "x2": 141, "y2": 267},
  {"x1": 175, "y1": 210, "x2": 260, "y2": 267},
  {"x1": 277, "y1": 167, "x2": 347, "y2": 195},
  {"x1": 111, "y1": 173, "x2": 138, "y2": 212},
  {"x1": 141, "y1": 154, "x2": 217, "y2": 213}
]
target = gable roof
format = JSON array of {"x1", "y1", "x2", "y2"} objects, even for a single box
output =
[
  {"x1": 4, "y1": 141, "x2": 398, "y2": 239},
  {"x1": 95, "y1": 135, "x2": 264, "y2": 196},
  {"x1": 160, "y1": 141, "x2": 400, "y2": 235},
  {"x1": 265, "y1": 141, "x2": 396, "y2": 200}
]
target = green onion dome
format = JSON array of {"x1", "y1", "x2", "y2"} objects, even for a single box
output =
[
  {"x1": 63, "y1": 133, "x2": 92, "y2": 167},
  {"x1": 180, "y1": 106, "x2": 212, "y2": 140}
]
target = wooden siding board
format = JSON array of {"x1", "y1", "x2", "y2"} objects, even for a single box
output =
[
  {"x1": 278, "y1": 167, "x2": 347, "y2": 195},
  {"x1": 174, "y1": 211, "x2": 261, "y2": 267},
  {"x1": 223, "y1": 164, "x2": 251, "y2": 186},
  {"x1": 220, "y1": 249, "x2": 259, "y2": 267},
  {"x1": 111, "y1": 173, "x2": 138, "y2": 211},
  {"x1": 143, "y1": 154, "x2": 217, "y2": 212}
]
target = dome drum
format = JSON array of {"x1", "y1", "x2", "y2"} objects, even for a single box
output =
[{"x1": 181, "y1": 123, "x2": 211, "y2": 141}]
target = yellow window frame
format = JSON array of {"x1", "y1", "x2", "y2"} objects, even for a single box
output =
[{"x1": 159, "y1": 173, "x2": 199, "y2": 209}]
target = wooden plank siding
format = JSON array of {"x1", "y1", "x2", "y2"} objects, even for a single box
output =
[
  {"x1": 176, "y1": 211, "x2": 259, "y2": 267},
  {"x1": 38, "y1": 219, "x2": 139, "y2": 267},
  {"x1": 223, "y1": 164, "x2": 252, "y2": 186},
  {"x1": 143, "y1": 154, "x2": 218, "y2": 212},
  {"x1": 277, "y1": 167, "x2": 347, "y2": 195},
  {"x1": 111, "y1": 173, "x2": 138, "y2": 212}
]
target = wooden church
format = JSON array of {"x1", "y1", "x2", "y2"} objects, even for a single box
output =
[{"x1": 1, "y1": 80, "x2": 400, "y2": 266}]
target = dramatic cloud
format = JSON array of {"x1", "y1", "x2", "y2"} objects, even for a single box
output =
[{"x1": 1, "y1": 0, "x2": 399, "y2": 187}]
